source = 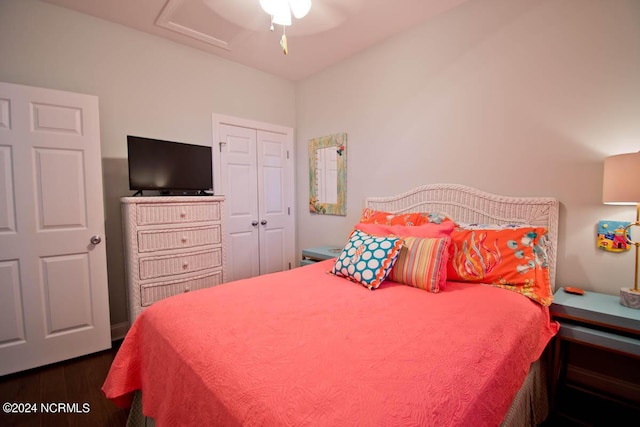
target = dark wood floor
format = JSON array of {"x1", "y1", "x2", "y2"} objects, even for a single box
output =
[{"x1": 0, "y1": 341, "x2": 128, "y2": 427}]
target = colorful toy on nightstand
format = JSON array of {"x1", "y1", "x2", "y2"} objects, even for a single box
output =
[{"x1": 597, "y1": 220, "x2": 631, "y2": 252}]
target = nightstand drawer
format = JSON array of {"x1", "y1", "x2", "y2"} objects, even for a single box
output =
[{"x1": 556, "y1": 321, "x2": 640, "y2": 357}]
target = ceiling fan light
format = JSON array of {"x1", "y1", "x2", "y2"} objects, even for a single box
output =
[
  {"x1": 259, "y1": 0, "x2": 287, "y2": 17},
  {"x1": 260, "y1": 0, "x2": 292, "y2": 26},
  {"x1": 289, "y1": 0, "x2": 311, "y2": 19},
  {"x1": 272, "y1": 10, "x2": 292, "y2": 26}
]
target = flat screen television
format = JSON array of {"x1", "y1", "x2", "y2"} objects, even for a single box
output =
[{"x1": 127, "y1": 135, "x2": 213, "y2": 194}]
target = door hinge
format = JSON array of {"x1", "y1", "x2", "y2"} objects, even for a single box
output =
[
  {"x1": 288, "y1": 207, "x2": 290, "y2": 215},
  {"x1": 219, "y1": 141, "x2": 226, "y2": 152},
  {"x1": 289, "y1": 262, "x2": 292, "y2": 270},
  {"x1": 286, "y1": 150, "x2": 289, "y2": 159}
]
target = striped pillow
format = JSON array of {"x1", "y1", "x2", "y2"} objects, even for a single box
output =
[{"x1": 389, "y1": 236, "x2": 451, "y2": 293}]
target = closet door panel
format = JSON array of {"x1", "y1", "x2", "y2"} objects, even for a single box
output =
[
  {"x1": 219, "y1": 124, "x2": 260, "y2": 281},
  {"x1": 257, "y1": 130, "x2": 291, "y2": 274}
]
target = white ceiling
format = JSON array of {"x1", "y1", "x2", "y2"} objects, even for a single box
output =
[{"x1": 41, "y1": 0, "x2": 471, "y2": 81}]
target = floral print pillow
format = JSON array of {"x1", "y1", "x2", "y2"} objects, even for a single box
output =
[{"x1": 447, "y1": 226, "x2": 552, "y2": 306}]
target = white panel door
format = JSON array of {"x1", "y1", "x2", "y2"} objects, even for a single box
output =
[
  {"x1": 215, "y1": 117, "x2": 295, "y2": 282},
  {"x1": 0, "y1": 82, "x2": 110, "y2": 375},
  {"x1": 257, "y1": 130, "x2": 291, "y2": 274},
  {"x1": 219, "y1": 124, "x2": 260, "y2": 281}
]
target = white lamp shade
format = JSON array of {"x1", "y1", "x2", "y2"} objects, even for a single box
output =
[
  {"x1": 603, "y1": 152, "x2": 640, "y2": 205},
  {"x1": 289, "y1": 0, "x2": 312, "y2": 19}
]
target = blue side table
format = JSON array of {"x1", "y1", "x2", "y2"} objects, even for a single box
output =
[
  {"x1": 301, "y1": 246, "x2": 341, "y2": 266},
  {"x1": 549, "y1": 288, "x2": 640, "y2": 407}
]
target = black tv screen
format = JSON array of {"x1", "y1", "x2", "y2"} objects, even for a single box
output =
[{"x1": 127, "y1": 136, "x2": 213, "y2": 192}]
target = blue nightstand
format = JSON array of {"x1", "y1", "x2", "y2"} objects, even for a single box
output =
[
  {"x1": 301, "y1": 246, "x2": 341, "y2": 266},
  {"x1": 551, "y1": 289, "x2": 640, "y2": 353},
  {"x1": 549, "y1": 288, "x2": 640, "y2": 407}
]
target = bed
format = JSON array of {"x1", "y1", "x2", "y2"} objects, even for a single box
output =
[{"x1": 103, "y1": 184, "x2": 560, "y2": 426}]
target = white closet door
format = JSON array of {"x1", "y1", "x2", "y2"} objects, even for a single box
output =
[
  {"x1": 219, "y1": 123, "x2": 260, "y2": 281},
  {"x1": 257, "y1": 130, "x2": 292, "y2": 274},
  {"x1": 215, "y1": 116, "x2": 295, "y2": 282},
  {"x1": 0, "y1": 82, "x2": 110, "y2": 375}
]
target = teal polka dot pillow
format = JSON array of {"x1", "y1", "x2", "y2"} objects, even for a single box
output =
[{"x1": 331, "y1": 229, "x2": 404, "y2": 289}]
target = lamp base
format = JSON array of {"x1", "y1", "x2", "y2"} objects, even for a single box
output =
[{"x1": 620, "y1": 288, "x2": 640, "y2": 309}]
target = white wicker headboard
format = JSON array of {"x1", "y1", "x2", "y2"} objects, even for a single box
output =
[{"x1": 365, "y1": 184, "x2": 560, "y2": 291}]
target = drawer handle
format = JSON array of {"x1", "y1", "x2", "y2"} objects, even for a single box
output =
[
  {"x1": 182, "y1": 261, "x2": 189, "y2": 268},
  {"x1": 184, "y1": 286, "x2": 190, "y2": 292},
  {"x1": 181, "y1": 236, "x2": 188, "y2": 243},
  {"x1": 180, "y1": 211, "x2": 187, "y2": 218}
]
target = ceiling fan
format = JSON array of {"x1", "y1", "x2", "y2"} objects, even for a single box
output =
[{"x1": 259, "y1": 0, "x2": 312, "y2": 54}]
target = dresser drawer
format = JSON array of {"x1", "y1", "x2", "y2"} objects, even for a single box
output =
[
  {"x1": 140, "y1": 271, "x2": 223, "y2": 306},
  {"x1": 136, "y1": 202, "x2": 221, "y2": 226},
  {"x1": 138, "y1": 225, "x2": 221, "y2": 252},
  {"x1": 139, "y1": 247, "x2": 223, "y2": 280}
]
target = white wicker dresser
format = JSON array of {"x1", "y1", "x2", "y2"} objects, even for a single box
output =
[{"x1": 121, "y1": 196, "x2": 225, "y2": 321}]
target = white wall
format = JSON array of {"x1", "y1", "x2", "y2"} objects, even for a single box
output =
[
  {"x1": 0, "y1": 0, "x2": 296, "y2": 328},
  {"x1": 296, "y1": 0, "x2": 640, "y2": 295}
]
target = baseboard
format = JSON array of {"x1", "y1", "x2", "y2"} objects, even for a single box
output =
[
  {"x1": 110, "y1": 321, "x2": 130, "y2": 341},
  {"x1": 566, "y1": 364, "x2": 640, "y2": 404}
]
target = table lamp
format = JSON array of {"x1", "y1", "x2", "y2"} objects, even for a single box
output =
[{"x1": 603, "y1": 151, "x2": 640, "y2": 309}]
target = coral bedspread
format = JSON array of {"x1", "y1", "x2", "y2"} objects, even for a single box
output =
[{"x1": 103, "y1": 260, "x2": 558, "y2": 426}]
